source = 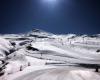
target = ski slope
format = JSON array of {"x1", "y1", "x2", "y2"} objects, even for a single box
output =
[
  {"x1": 12, "y1": 68, "x2": 100, "y2": 80},
  {"x1": 31, "y1": 41, "x2": 100, "y2": 64},
  {"x1": 0, "y1": 29, "x2": 100, "y2": 80}
]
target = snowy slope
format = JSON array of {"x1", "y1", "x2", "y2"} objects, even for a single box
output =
[
  {"x1": 0, "y1": 29, "x2": 100, "y2": 80},
  {"x1": 13, "y1": 68, "x2": 100, "y2": 80}
]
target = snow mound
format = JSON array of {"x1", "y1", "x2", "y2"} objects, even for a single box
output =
[
  {"x1": 6, "y1": 49, "x2": 28, "y2": 74},
  {"x1": 0, "y1": 37, "x2": 13, "y2": 60}
]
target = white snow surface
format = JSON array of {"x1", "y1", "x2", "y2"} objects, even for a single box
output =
[
  {"x1": 0, "y1": 30, "x2": 100, "y2": 80},
  {"x1": 0, "y1": 37, "x2": 13, "y2": 60},
  {"x1": 7, "y1": 67, "x2": 100, "y2": 80}
]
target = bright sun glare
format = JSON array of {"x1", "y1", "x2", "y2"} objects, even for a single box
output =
[{"x1": 43, "y1": 0, "x2": 57, "y2": 4}]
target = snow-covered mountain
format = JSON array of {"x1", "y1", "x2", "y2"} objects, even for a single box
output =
[{"x1": 0, "y1": 29, "x2": 100, "y2": 80}]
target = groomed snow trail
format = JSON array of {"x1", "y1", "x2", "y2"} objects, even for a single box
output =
[{"x1": 13, "y1": 68, "x2": 100, "y2": 80}]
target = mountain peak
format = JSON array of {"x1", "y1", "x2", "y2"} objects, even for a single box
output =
[
  {"x1": 25, "y1": 28, "x2": 53, "y2": 38},
  {"x1": 32, "y1": 28, "x2": 42, "y2": 32}
]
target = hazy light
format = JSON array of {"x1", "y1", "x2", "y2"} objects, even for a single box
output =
[
  {"x1": 43, "y1": 0, "x2": 57, "y2": 2},
  {"x1": 40, "y1": 0, "x2": 61, "y2": 10},
  {"x1": 42, "y1": 0, "x2": 58, "y2": 4}
]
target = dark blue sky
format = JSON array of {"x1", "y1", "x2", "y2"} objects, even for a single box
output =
[{"x1": 0, "y1": 0, "x2": 100, "y2": 34}]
